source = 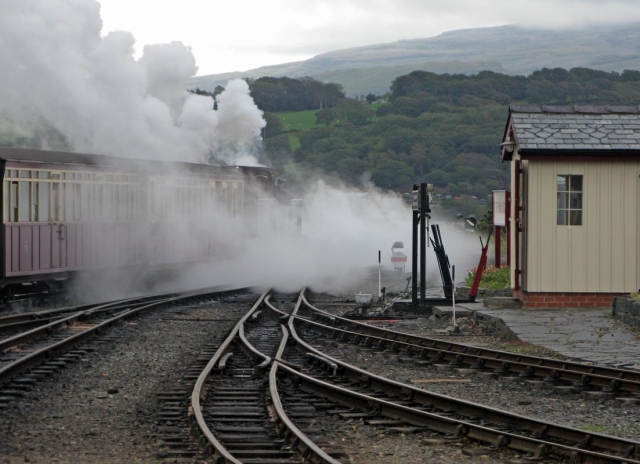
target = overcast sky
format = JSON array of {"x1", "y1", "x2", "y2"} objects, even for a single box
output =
[{"x1": 98, "y1": 0, "x2": 640, "y2": 76}]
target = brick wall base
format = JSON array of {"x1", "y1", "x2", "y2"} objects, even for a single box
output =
[{"x1": 513, "y1": 290, "x2": 626, "y2": 309}]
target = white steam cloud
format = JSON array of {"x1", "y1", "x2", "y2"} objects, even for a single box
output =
[
  {"x1": 0, "y1": 0, "x2": 265, "y2": 164},
  {"x1": 179, "y1": 180, "x2": 483, "y2": 296},
  {"x1": 1, "y1": 1, "x2": 483, "y2": 301}
]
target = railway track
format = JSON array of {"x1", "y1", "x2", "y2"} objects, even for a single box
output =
[
  {"x1": 189, "y1": 289, "x2": 640, "y2": 463},
  {"x1": 301, "y1": 294, "x2": 640, "y2": 395},
  {"x1": 283, "y1": 290, "x2": 640, "y2": 463},
  {"x1": 0, "y1": 286, "x2": 247, "y2": 405},
  {"x1": 191, "y1": 292, "x2": 345, "y2": 463}
]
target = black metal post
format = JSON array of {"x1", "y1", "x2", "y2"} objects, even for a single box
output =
[
  {"x1": 412, "y1": 184, "x2": 419, "y2": 309},
  {"x1": 420, "y1": 183, "x2": 428, "y2": 302}
]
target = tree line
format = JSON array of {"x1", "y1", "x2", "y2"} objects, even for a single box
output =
[
  {"x1": 260, "y1": 68, "x2": 640, "y2": 197},
  {"x1": 190, "y1": 68, "x2": 640, "y2": 197}
]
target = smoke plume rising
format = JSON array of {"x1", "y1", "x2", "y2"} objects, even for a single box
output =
[
  {"x1": 0, "y1": 0, "x2": 265, "y2": 164},
  {"x1": 1, "y1": 1, "x2": 482, "y2": 303}
]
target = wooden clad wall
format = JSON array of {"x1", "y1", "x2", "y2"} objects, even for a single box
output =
[{"x1": 525, "y1": 160, "x2": 639, "y2": 293}]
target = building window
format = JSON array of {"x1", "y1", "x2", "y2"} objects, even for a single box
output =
[{"x1": 557, "y1": 175, "x2": 582, "y2": 225}]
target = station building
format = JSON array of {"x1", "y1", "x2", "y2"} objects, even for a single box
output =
[{"x1": 501, "y1": 105, "x2": 640, "y2": 308}]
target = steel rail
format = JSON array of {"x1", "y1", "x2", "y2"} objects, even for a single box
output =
[
  {"x1": 294, "y1": 315, "x2": 640, "y2": 393},
  {"x1": 190, "y1": 290, "x2": 268, "y2": 463},
  {"x1": 0, "y1": 284, "x2": 248, "y2": 326},
  {"x1": 0, "y1": 296, "x2": 179, "y2": 385},
  {"x1": 0, "y1": 315, "x2": 69, "y2": 336},
  {"x1": 1, "y1": 286, "x2": 250, "y2": 387},
  {"x1": 0, "y1": 296, "x2": 173, "y2": 352},
  {"x1": 276, "y1": 362, "x2": 639, "y2": 463},
  {"x1": 270, "y1": 324, "x2": 342, "y2": 464},
  {"x1": 238, "y1": 321, "x2": 272, "y2": 369},
  {"x1": 264, "y1": 294, "x2": 290, "y2": 318},
  {"x1": 0, "y1": 303, "x2": 99, "y2": 325},
  {"x1": 288, "y1": 291, "x2": 640, "y2": 463},
  {"x1": 302, "y1": 294, "x2": 640, "y2": 389},
  {"x1": 235, "y1": 292, "x2": 343, "y2": 463}
]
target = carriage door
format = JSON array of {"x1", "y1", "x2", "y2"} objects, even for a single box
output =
[{"x1": 51, "y1": 174, "x2": 65, "y2": 268}]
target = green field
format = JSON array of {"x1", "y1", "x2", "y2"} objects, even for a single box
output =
[
  {"x1": 274, "y1": 104, "x2": 383, "y2": 151},
  {"x1": 276, "y1": 110, "x2": 320, "y2": 132},
  {"x1": 275, "y1": 103, "x2": 383, "y2": 133}
]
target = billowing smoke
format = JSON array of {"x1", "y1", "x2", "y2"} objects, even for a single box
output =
[
  {"x1": 177, "y1": 178, "x2": 483, "y2": 297},
  {"x1": 0, "y1": 1, "x2": 483, "y2": 303},
  {"x1": 0, "y1": 0, "x2": 265, "y2": 164}
]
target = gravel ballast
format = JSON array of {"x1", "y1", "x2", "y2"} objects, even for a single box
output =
[
  {"x1": 2, "y1": 277, "x2": 640, "y2": 464},
  {"x1": 0, "y1": 295, "x2": 254, "y2": 463}
]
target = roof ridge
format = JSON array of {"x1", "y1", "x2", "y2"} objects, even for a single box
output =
[{"x1": 510, "y1": 104, "x2": 640, "y2": 114}]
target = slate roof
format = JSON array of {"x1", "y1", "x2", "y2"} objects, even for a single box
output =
[{"x1": 508, "y1": 105, "x2": 640, "y2": 154}]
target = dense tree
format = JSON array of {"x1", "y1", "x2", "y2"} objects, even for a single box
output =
[
  {"x1": 262, "y1": 112, "x2": 282, "y2": 138},
  {"x1": 337, "y1": 157, "x2": 369, "y2": 184},
  {"x1": 248, "y1": 77, "x2": 344, "y2": 112},
  {"x1": 370, "y1": 160, "x2": 415, "y2": 190},
  {"x1": 410, "y1": 143, "x2": 428, "y2": 177},
  {"x1": 315, "y1": 108, "x2": 337, "y2": 126},
  {"x1": 260, "y1": 66, "x2": 640, "y2": 195},
  {"x1": 263, "y1": 135, "x2": 293, "y2": 168},
  {"x1": 335, "y1": 99, "x2": 374, "y2": 125}
]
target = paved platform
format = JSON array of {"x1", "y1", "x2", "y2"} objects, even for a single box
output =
[{"x1": 434, "y1": 303, "x2": 640, "y2": 371}]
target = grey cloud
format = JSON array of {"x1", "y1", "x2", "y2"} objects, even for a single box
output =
[{"x1": 257, "y1": 0, "x2": 640, "y2": 56}]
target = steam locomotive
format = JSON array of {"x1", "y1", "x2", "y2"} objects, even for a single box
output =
[{"x1": 0, "y1": 147, "x2": 296, "y2": 301}]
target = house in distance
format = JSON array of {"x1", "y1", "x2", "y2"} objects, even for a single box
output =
[{"x1": 501, "y1": 105, "x2": 640, "y2": 308}]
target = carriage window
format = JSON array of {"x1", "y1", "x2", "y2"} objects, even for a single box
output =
[
  {"x1": 74, "y1": 184, "x2": 82, "y2": 221},
  {"x1": 117, "y1": 185, "x2": 128, "y2": 220},
  {"x1": 104, "y1": 184, "x2": 114, "y2": 221},
  {"x1": 3, "y1": 181, "x2": 7, "y2": 222},
  {"x1": 10, "y1": 182, "x2": 18, "y2": 222},
  {"x1": 80, "y1": 183, "x2": 90, "y2": 220},
  {"x1": 39, "y1": 182, "x2": 50, "y2": 221},
  {"x1": 40, "y1": 171, "x2": 50, "y2": 179},
  {"x1": 19, "y1": 182, "x2": 30, "y2": 221},
  {"x1": 557, "y1": 175, "x2": 582, "y2": 226},
  {"x1": 51, "y1": 182, "x2": 61, "y2": 221},
  {"x1": 92, "y1": 185, "x2": 101, "y2": 220},
  {"x1": 32, "y1": 183, "x2": 39, "y2": 221},
  {"x1": 19, "y1": 170, "x2": 30, "y2": 179},
  {"x1": 64, "y1": 182, "x2": 75, "y2": 221}
]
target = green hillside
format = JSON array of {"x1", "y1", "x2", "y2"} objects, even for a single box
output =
[{"x1": 263, "y1": 68, "x2": 640, "y2": 203}]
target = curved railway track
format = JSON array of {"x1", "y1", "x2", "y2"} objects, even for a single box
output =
[
  {"x1": 190, "y1": 289, "x2": 640, "y2": 463},
  {"x1": 287, "y1": 291, "x2": 640, "y2": 463},
  {"x1": 0, "y1": 286, "x2": 247, "y2": 397},
  {"x1": 300, "y1": 294, "x2": 640, "y2": 395},
  {"x1": 191, "y1": 292, "x2": 344, "y2": 463}
]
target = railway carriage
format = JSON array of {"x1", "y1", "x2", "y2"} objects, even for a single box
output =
[{"x1": 0, "y1": 147, "x2": 287, "y2": 301}]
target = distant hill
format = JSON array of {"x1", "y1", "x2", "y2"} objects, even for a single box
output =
[{"x1": 188, "y1": 23, "x2": 640, "y2": 97}]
